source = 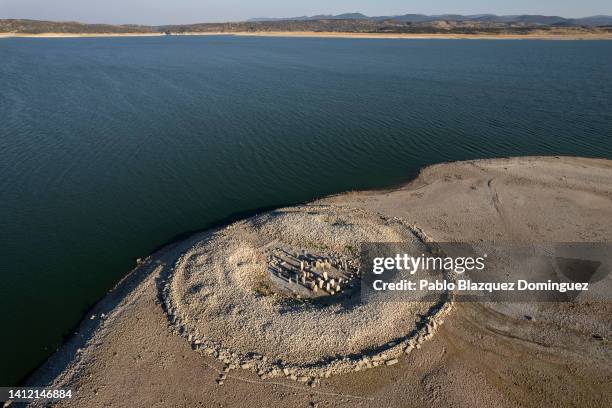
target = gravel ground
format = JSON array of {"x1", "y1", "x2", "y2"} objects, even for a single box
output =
[{"x1": 164, "y1": 206, "x2": 448, "y2": 378}]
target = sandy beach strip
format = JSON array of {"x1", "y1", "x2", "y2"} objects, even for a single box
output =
[
  {"x1": 0, "y1": 32, "x2": 164, "y2": 39},
  {"x1": 182, "y1": 31, "x2": 612, "y2": 40},
  {"x1": 2, "y1": 31, "x2": 612, "y2": 40}
]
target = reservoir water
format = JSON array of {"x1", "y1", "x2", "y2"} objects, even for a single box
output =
[{"x1": 1, "y1": 36, "x2": 611, "y2": 385}]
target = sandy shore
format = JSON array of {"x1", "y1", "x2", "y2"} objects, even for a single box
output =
[
  {"x1": 26, "y1": 157, "x2": 612, "y2": 407},
  {"x1": 2, "y1": 31, "x2": 612, "y2": 40},
  {"x1": 184, "y1": 31, "x2": 612, "y2": 40},
  {"x1": 0, "y1": 32, "x2": 164, "y2": 39}
]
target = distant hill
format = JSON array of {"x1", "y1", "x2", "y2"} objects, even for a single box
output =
[
  {"x1": 2, "y1": 14, "x2": 612, "y2": 36},
  {"x1": 248, "y1": 13, "x2": 612, "y2": 27},
  {"x1": 0, "y1": 19, "x2": 155, "y2": 34},
  {"x1": 574, "y1": 15, "x2": 612, "y2": 26},
  {"x1": 248, "y1": 13, "x2": 369, "y2": 22}
]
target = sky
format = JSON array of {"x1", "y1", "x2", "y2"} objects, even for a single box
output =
[{"x1": 2, "y1": 0, "x2": 611, "y2": 25}]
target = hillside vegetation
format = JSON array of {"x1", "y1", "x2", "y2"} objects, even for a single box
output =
[
  {"x1": 0, "y1": 19, "x2": 155, "y2": 34},
  {"x1": 2, "y1": 16, "x2": 611, "y2": 36}
]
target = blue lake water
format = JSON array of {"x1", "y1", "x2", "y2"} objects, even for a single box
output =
[{"x1": 1, "y1": 36, "x2": 611, "y2": 385}]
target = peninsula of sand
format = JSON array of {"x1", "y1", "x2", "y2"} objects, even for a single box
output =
[{"x1": 27, "y1": 157, "x2": 612, "y2": 407}]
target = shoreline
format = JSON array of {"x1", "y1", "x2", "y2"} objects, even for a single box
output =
[
  {"x1": 2, "y1": 31, "x2": 612, "y2": 40},
  {"x1": 0, "y1": 32, "x2": 164, "y2": 38},
  {"x1": 21, "y1": 156, "x2": 441, "y2": 386},
  {"x1": 23, "y1": 156, "x2": 612, "y2": 408}
]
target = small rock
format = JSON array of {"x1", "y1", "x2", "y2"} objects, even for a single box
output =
[{"x1": 386, "y1": 359, "x2": 399, "y2": 366}]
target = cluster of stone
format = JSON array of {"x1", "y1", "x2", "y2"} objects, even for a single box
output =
[
  {"x1": 160, "y1": 228, "x2": 456, "y2": 384},
  {"x1": 266, "y1": 248, "x2": 359, "y2": 298},
  {"x1": 161, "y1": 265, "x2": 455, "y2": 385}
]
